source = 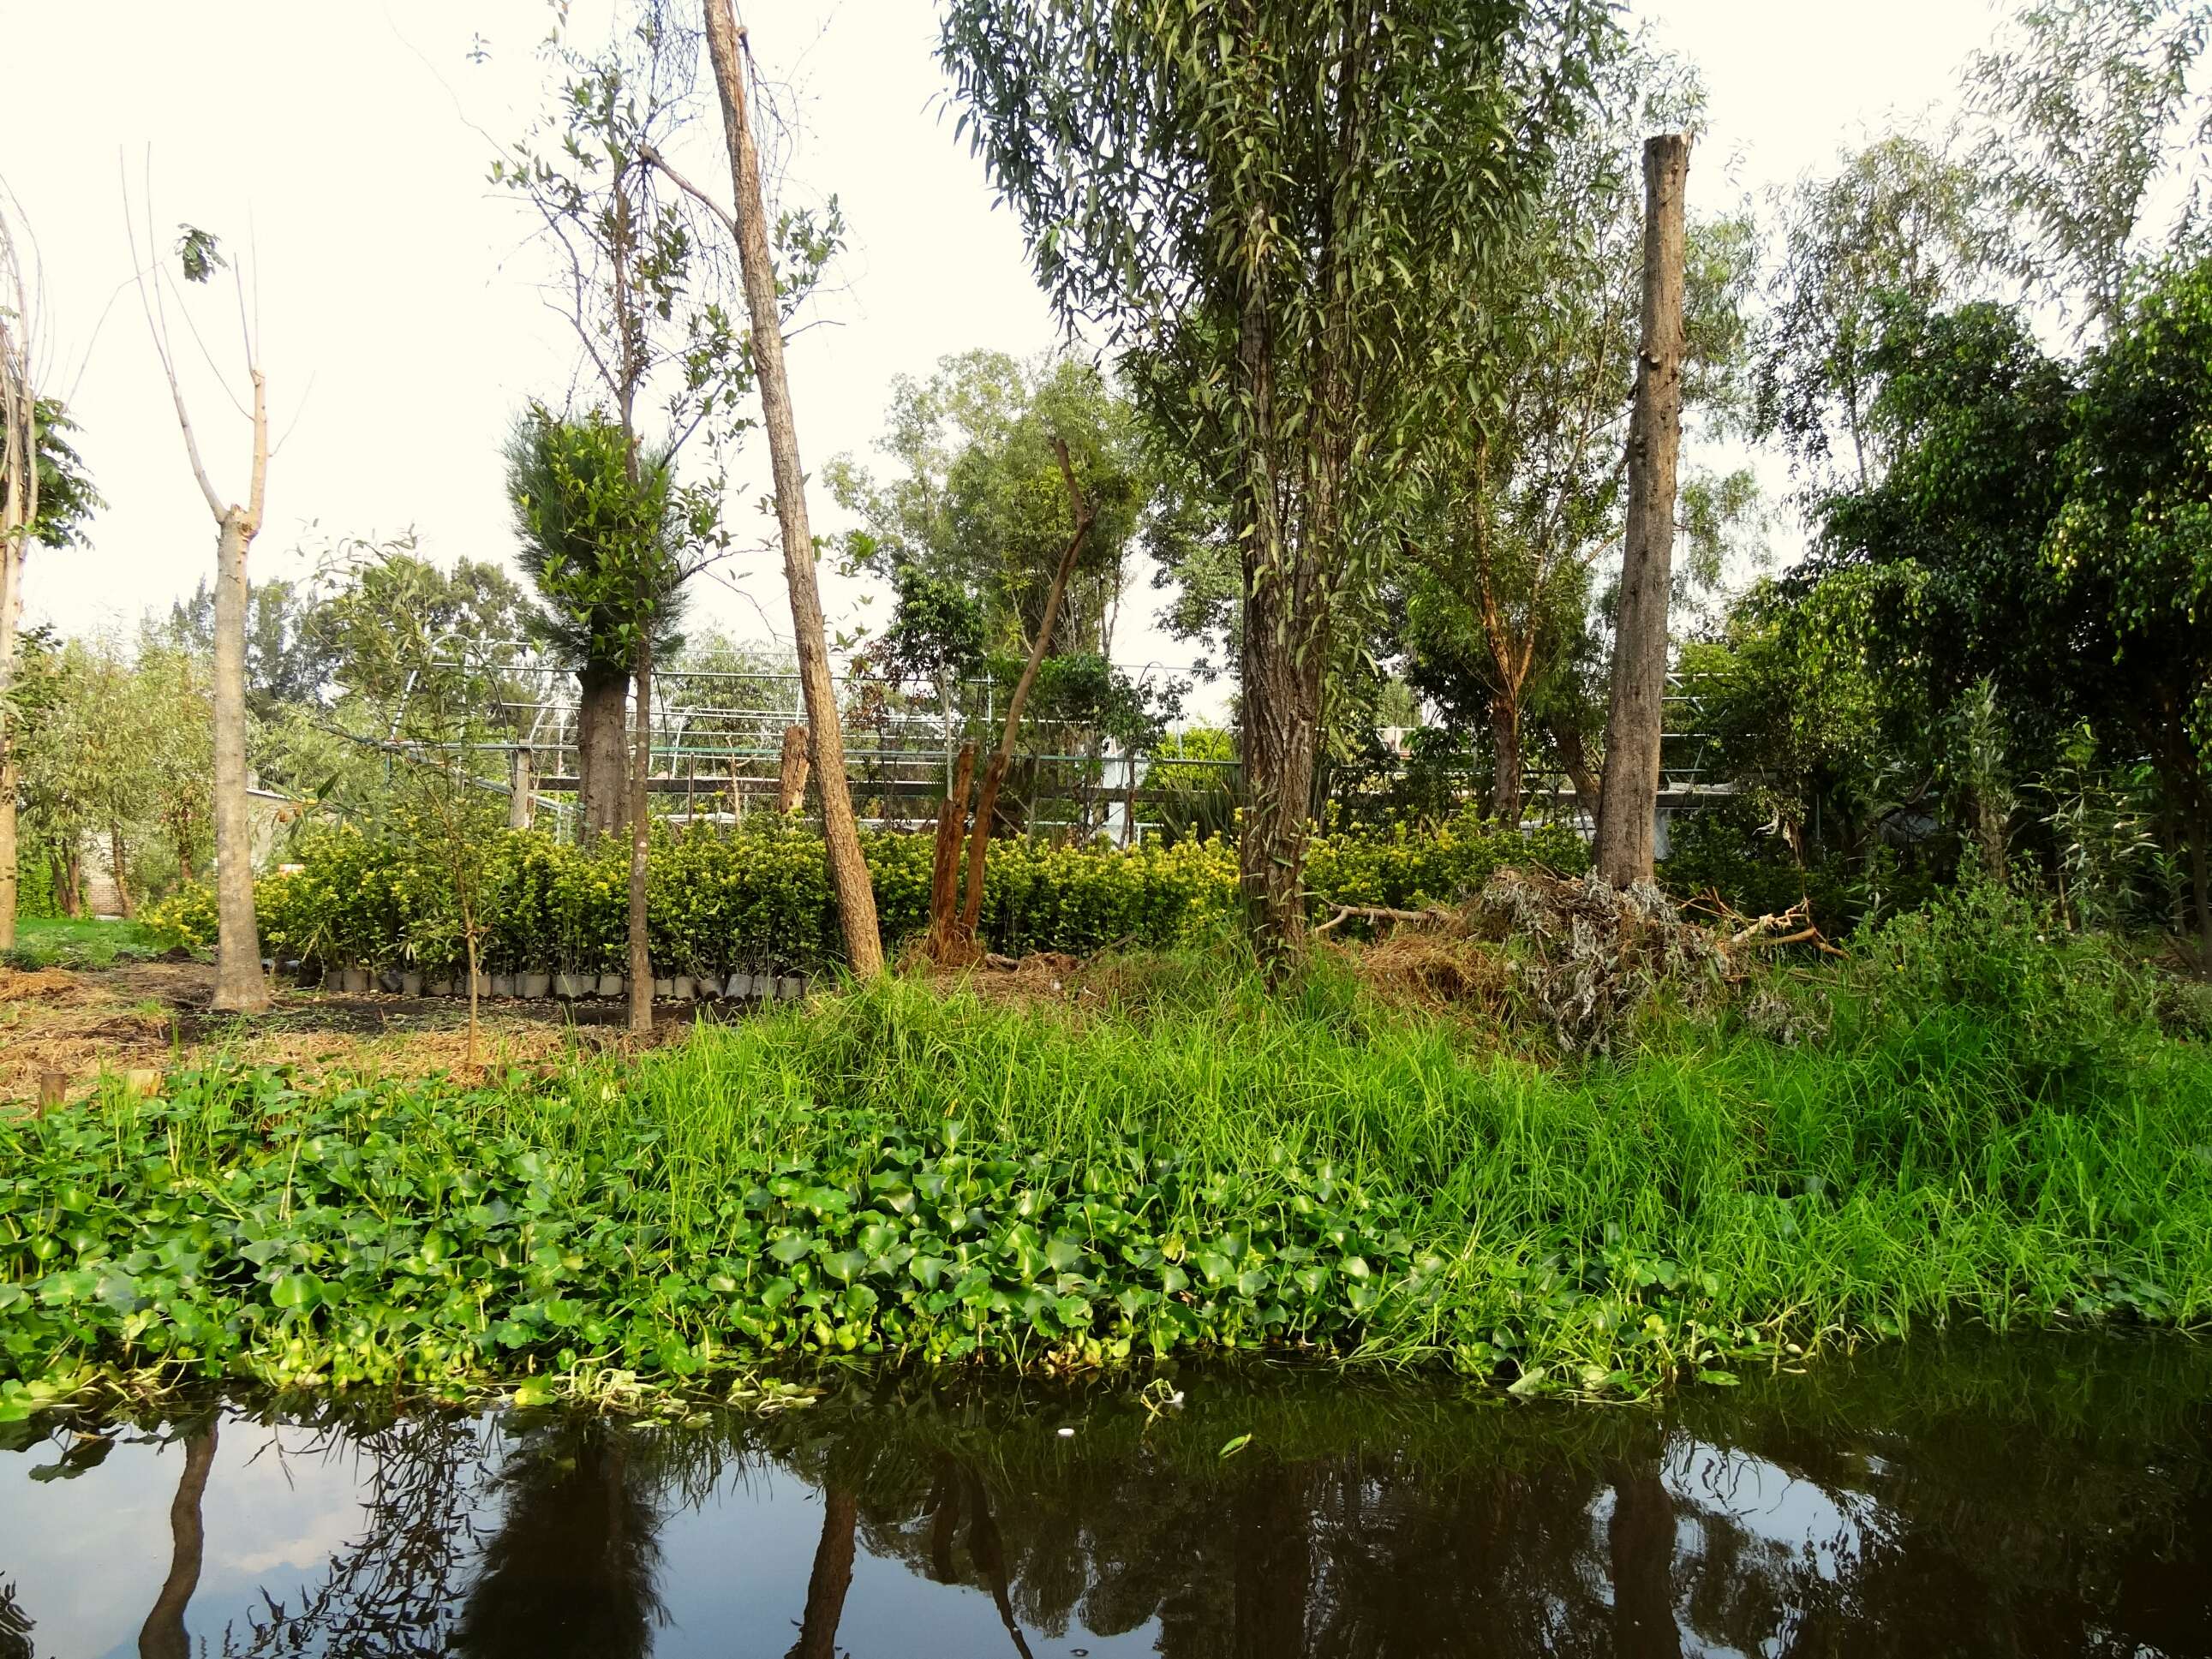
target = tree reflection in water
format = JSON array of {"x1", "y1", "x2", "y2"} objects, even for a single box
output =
[
  {"x1": 45, "y1": 1334, "x2": 2210, "y2": 1659},
  {"x1": 454, "y1": 1420, "x2": 667, "y2": 1659}
]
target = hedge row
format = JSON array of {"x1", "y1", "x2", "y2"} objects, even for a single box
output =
[{"x1": 141, "y1": 810, "x2": 1588, "y2": 976}]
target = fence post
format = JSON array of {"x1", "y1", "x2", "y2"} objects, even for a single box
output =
[{"x1": 507, "y1": 747, "x2": 535, "y2": 832}]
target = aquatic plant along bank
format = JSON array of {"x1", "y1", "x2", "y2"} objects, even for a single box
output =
[{"x1": 3, "y1": 897, "x2": 2209, "y2": 1413}]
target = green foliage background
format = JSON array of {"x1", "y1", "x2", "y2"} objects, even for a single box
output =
[{"x1": 140, "y1": 814, "x2": 1591, "y2": 975}]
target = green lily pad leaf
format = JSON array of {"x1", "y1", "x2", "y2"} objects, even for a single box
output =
[
  {"x1": 1045, "y1": 1235, "x2": 1085, "y2": 1273},
  {"x1": 1695, "y1": 1368, "x2": 1740, "y2": 1387},
  {"x1": 768, "y1": 1233, "x2": 815, "y2": 1265},
  {"x1": 822, "y1": 1250, "x2": 868, "y2": 1284},
  {"x1": 271, "y1": 1272, "x2": 326, "y2": 1310}
]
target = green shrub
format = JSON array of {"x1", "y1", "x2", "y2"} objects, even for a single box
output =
[
  {"x1": 140, "y1": 881, "x2": 219, "y2": 949},
  {"x1": 233, "y1": 814, "x2": 1603, "y2": 975}
]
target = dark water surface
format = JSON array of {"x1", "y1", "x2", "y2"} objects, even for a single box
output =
[{"x1": 3, "y1": 1335, "x2": 2209, "y2": 1658}]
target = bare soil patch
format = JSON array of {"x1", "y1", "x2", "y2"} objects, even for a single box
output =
[{"x1": 0, "y1": 962, "x2": 744, "y2": 1109}]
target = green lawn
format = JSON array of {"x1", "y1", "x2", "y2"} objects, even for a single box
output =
[{"x1": 4, "y1": 916, "x2": 171, "y2": 970}]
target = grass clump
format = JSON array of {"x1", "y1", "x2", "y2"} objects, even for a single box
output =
[
  {"x1": 2, "y1": 917, "x2": 172, "y2": 971},
  {"x1": 0, "y1": 885, "x2": 2207, "y2": 1412}
]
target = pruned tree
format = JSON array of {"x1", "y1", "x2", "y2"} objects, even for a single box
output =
[
  {"x1": 1400, "y1": 45, "x2": 1744, "y2": 831},
  {"x1": 942, "y1": 0, "x2": 1610, "y2": 958},
  {"x1": 129, "y1": 203, "x2": 272, "y2": 1012},
  {"x1": 1592, "y1": 133, "x2": 1691, "y2": 890}
]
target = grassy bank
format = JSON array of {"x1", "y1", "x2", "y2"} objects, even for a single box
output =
[{"x1": 3, "y1": 886, "x2": 2209, "y2": 1413}]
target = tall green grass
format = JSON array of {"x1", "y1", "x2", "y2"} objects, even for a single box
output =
[{"x1": 4, "y1": 884, "x2": 2207, "y2": 1404}]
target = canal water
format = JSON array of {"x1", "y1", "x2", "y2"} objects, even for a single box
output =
[{"x1": 2, "y1": 1334, "x2": 2208, "y2": 1657}]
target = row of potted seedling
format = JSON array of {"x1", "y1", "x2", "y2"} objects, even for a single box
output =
[{"x1": 313, "y1": 967, "x2": 813, "y2": 1002}]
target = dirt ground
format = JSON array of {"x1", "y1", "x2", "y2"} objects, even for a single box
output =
[{"x1": 0, "y1": 960, "x2": 748, "y2": 1111}]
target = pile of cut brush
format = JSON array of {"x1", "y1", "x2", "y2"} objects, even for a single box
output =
[{"x1": 1321, "y1": 868, "x2": 1833, "y2": 1053}]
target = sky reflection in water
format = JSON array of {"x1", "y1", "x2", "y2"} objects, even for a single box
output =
[{"x1": 2, "y1": 1334, "x2": 2209, "y2": 1659}]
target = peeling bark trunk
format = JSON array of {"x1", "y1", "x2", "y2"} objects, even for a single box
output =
[
  {"x1": 776, "y1": 722, "x2": 811, "y2": 814},
  {"x1": 212, "y1": 509, "x2": 267, "y2": 1010},
  {"x1": 577, "y1": 664, "x2": 631, "y2": 844},
  {"x1": 1547, "y1": 712, "x2": 1603, "y2": 826},
  {"x1": 1234, "y1": 191, "x2": 1325, "y2": 963},
  {"x1": 1593, "y1": 134, "x2": 1689, "y2": 891},
  {"x1": 703, "y1": 0, "x2": 882, "y2": 977},
  {"x1": 928, "y1": 741, "x2": 977, "y2": 958},
  {"x1": 1489, "y1": 695, "x2": 1523, "y2": 827}
]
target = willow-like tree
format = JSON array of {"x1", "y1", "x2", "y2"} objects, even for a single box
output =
[{"x1": 942, "y1": 0, "x2": 1608, "y2": 955}]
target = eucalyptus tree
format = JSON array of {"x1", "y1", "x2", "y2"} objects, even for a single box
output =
[
  {"x1": 1754, "y1": 134, "x2": 2007, "y2": 492},
  {"x1": 942, "y1": 0, "x2": 1609, "y2": 953},
  {"x1": 1969, "y1": 0, "x2": 2212, "y2": 338}
]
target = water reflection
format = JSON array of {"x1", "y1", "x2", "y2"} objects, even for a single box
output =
[{"x1": 2, "y1": 1334, "x2": 2209, "y2": 1658}]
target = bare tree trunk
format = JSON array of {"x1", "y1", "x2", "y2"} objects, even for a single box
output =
[
  {"x1": 927, "y1": 740, "x2": 977, "y2": 958},
  {"x1": 212, "y1": 506, "x2": 269, "y2": 1011},
  {"x1": 703, "y1": 3, "x2": 882, "y2": 978},
  {"x1": 954, "y1": 441, "x2": 1093, "y2": 956},
  {"x1": 577, "y1": 664, "x2": 631, "y2": 843},
  {"x1": 628, "y1": 632, "x2": 655, "y2": 1035},
  {"x1": 0, "y1": 537, "x2": 20, "y2": 949},
  {"x1": 1488, "y1": 695, "x2": 1524, "y2": 827},
  {"x1": 111, "y1": 826, "x2": 135, "y2": 918},
  {"x1": 1593, "y1": 134, "x2": 1689, "y2": 892},
  {"x1": 138, "y1": 1423, "x2": 218, "y2": 1659},
  {"x1": 1546, "y1": 711, "x2": 1603, "y2": 827},
  {"x1": 776, "y1": 722, "x2": 811, "y2": 814},
  {"x1": 508, "y1": 747, "x2": 535, "y2": 832},
  {"x1": 52, "y1": 850, "x2": 77, "y2": 919}
]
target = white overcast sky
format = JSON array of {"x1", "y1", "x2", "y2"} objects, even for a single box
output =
[{"x1": 1, "y1": 0, "x2": 2006, "y2": 672}]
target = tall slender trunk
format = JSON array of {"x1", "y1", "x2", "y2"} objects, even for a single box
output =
[
  {"x1": 2191, "y1": 799, "x2": 2211, "y2": 975},
  {"x1": 0, "y1": 536, "x2": 19, "y2": 949},
  {"x1": 577, "y1": 663, "x2": 631, "y2": 844},
  {"x1": 138, "y1": 1423, "x2": 218, "y2": 1659},
  {"x1": 212, "y1": 507, "x2": 269, "y2": 1011},
  {"x1": 703, "y1": 2, "x2": 882, "y2": 977},
  {"x1": 52, "y1": 849, "x2": 77, "y2": 918},
  {"x1": 111, "y1": 826, "x2": 135, "y2": 918},
  {"x1": 1546, "y1": 710, "x2": 1603, "y2": 826},
  {"x1": 628, "y1": 632, "x2": 655, "y2": 1035},
  {"x1": 1593, "y1": 134, "x2": 1689, "y2": 891},
  {"x1": 1489, "y1": 695, "x2": 1524, "y2": 827}
]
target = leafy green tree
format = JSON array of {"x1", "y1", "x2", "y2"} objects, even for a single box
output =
[
  {"x1": 1753, "y1": 134, "x2": 2005, "y2": 489},
  {"x1": 828, "y1": 351, "x2": 1146, "y2": 660},
  {"x1": 1968, "y1": 0, "x2": 2212, "y2": 337},
  {"x1": 2048, "y1": 249, "x2": 2212, "y2": 961},
  {"x1": 942, "y1": 0, "x2": 1609, "y2": 952}
]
